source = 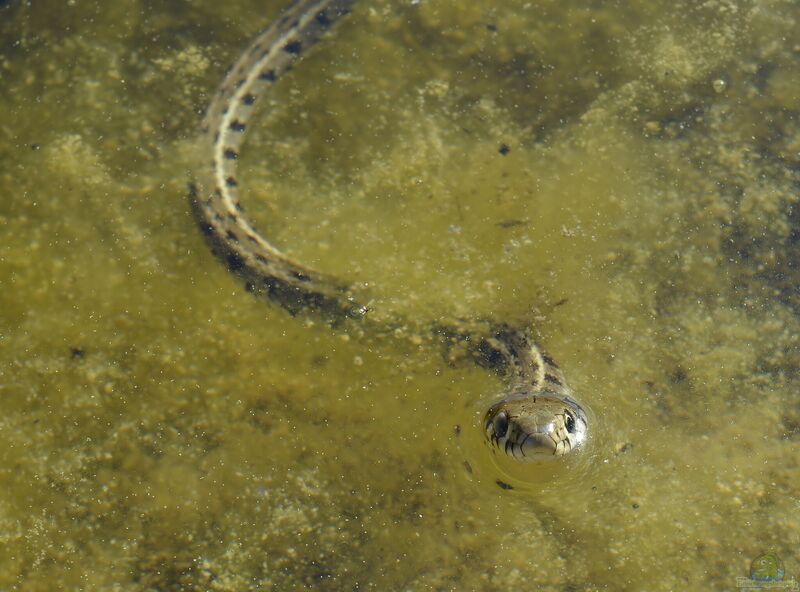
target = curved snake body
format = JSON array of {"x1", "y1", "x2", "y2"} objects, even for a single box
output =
[{"x1": 189, "y1": 0, "x2": 589, "y2": 461}]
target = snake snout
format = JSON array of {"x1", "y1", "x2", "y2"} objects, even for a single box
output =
[{"x1": 484, "y1": 393, "x2": 588, "y2": 461}]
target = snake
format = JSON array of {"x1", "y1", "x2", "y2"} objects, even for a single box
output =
[{"x1": 188, "y1": 0, "x2": 589, "y2": 461}]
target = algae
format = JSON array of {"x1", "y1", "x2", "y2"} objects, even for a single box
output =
[{"x1": 0, "y1": 0, "x2": 798, "y2": 590}]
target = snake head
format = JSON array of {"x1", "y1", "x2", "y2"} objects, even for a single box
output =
[{"x1": 484, "y1": 392, "x2": 588, "y2": 461}]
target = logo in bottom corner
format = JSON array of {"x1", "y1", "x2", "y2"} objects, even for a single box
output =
[
  {"x1": 751, "y1": 553, "x2": 785, "y2": 582},
  {"x1": 736, "y1": 553, "x2": 798, "y2": 590}
]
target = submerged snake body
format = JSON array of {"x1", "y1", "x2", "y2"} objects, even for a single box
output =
[{"x1": 189, "y1": 0, "x2": 589, "y2": 460}]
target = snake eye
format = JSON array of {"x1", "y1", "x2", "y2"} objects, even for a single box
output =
[
  {"x1": 493, "y1": 411, "x2": 509, "y2": 439},
  {"x1": 564, "y1": 410, "x2": 576, "y2": 433}
]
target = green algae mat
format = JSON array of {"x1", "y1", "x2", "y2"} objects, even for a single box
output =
[{"x1": 0, "y1": 0, "x2": 798, "y2": 589}]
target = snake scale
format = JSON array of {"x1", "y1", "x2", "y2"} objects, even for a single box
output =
[{"x1": 189, "y1": 0, "x2": 588, "y2": 461}]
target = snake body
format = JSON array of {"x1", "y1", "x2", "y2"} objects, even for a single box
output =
[{"x1": 189, "y1": 0, "x2": 588, "y2": 461}]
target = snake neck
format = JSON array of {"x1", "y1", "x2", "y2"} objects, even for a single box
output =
[{"x1": 433, "y1": 321, "x2": 571, "y2": 399}]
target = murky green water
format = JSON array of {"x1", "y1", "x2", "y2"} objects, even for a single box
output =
[{"x1": 1, "y1": 0, "x2": 798, "y2": 589}]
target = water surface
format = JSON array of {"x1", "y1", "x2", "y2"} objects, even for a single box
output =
[{"x1": 0, "y1": 0, "x2": 798, "y2": 589}]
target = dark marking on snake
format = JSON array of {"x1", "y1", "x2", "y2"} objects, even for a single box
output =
[
  {"x1": 283, "y1": 40, "x2": 303, "y2": 55},
  {"x1": 545, "y1": 373, "x2": 562, "y2": 386}
]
